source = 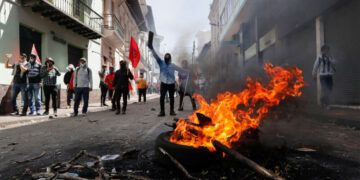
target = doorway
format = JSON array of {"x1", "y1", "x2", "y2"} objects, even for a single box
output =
[
  {"x1": 19, "y1": 25, "x2": 42, "y2": 61},
  {"x1": 68, "y1": 44, "x2": 84, "y2": 67}
]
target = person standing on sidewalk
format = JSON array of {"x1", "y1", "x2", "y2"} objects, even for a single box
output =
[
  {"x1": 99, "y1": 64, "x2": 108, "y2": 107},
  {"x1": 73, "y1": 58, "x2": 93, "y2": 117},
  {"x1": 312, "y1": 45, "x2": 336, "y2": 109},
  {"x1": 136, "y1": 73, "x2": 147, "y2": 103},
  {"x1": 149, "y1": 46, "x2": 187, "y2": 117},
  {"x1": 178, "y1": 60, "x2": 197, "y2": 111},
  {"x1": 5, "y1": 53, "x2": 30, "y2": 116},
  {"x1": 113, "y1": 61, "x2": 133, "y2": 115},
  {"x1": 105, "y1": 66, "x2": 115, "y2": 111},
  {"x1": 40, "y1": 57, "x2": 60, "y2": 116},
  {"x1": 27, "y1": 53, "x2": 42, "y2": 115},
  {"x1": 64, "y1": 64, "x2": 75, "y2": 109}
]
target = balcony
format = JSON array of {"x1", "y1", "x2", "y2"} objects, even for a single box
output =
[
  {"x1": 103, "y1": 14, "x2": 125, "y2": 41},
  {"x1": 103, "y1": 14, "x2": 125, "y2": 49},
  {"x1": 23, "y1": 0, "x2": 103, "y2": 39}
]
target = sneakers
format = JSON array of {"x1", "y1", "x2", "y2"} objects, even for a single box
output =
[
  {"x1": 54, "y1": 110, "x2": 58, "y2": 117},
  {"x1": 116, "y1": 110, "x2": 121, "y2": 115},
  {"x1": 20, "y1": 111, "x2": 27, "y2": 116},
  {"x1": 103, "y1": 103, "x2": 108, "y2": 106},
  {"x1": 70, "y1": 112, "x2": 78, "y2": 117},
  {"x1": 82, "y1": 113, "x2": 87, "y2": 117},
  {"x1": 29, "y1": 110, "x2": 34, "y2": 115},
  {"x1": 178, "y1": 107, "x2": 183, "y2": 111},
  {"x1": 158, "y1": 111, "x2": 165, "y2": 117},
  {"x1": 122, "y1": 110, "x2": 126, "y2": 114},
  {"x1": 36, "y1": 110, "x2": 41, "y2": 116},
  {"x1": 66, "y1": 105, "x2": 71, "y2": 109},
  {"x1": 43, "y1": 111, "x2": 49, "y2": 115},
  {"x1": 170, "y1": 111, "x2": 177, "y2": 116},
  {"x1": 10, "y1": 111, "x2": 19, "y2": 116}
]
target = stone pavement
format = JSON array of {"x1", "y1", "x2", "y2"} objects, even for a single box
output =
[
  {"x1": 0, "y1": 94, "x2": 196, "y2": 179},
  {"x1": 0, "y1": 93, "x2": 160, "y2": 130},
  {"x1": 0, "y1": 95, "x2": 359, "y2": 179}
]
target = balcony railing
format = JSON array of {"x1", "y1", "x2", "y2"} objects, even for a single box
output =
[
  {"x1": 103, "y1": 14, "x2": 125, "y2": 40},
  {"x1": 45, "y1": 0, "x2": 103, "y2": 34}
]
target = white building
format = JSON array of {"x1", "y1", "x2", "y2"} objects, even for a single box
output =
[{"x1": 0, "y1": 0, "x2": 104, "y2": 107}]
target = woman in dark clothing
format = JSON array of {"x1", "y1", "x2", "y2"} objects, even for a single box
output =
[{"x1": 113, "y1": 61, "x2": 134, "y2": 115}]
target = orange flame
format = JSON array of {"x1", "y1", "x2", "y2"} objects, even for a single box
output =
[{"x1": 170, "y1": 63, "x2": 305, "y2": 151}]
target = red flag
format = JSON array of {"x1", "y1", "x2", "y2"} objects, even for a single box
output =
[
  {"x1": 129, "y1": 36, "x2": 140, "y2": 68},
  {"x1": 31, "y1": 44, "x2": 42, "y2": 65}
]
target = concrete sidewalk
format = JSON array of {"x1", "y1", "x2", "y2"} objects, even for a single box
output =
[{"x1": 0, "y1": 94, "x2": 160, "y2": 130}]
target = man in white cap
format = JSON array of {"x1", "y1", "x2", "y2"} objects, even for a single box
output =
[
  {"x1": 73, "y1": 57, "x2": 93, "y2": 116},
  {"x1": 40, "y1": 57, "x2": 60, "y2": 117}
]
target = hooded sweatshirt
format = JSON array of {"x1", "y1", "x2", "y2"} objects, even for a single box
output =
[
  {"x1": 151, "y1": 49, "x2": 186, "y2": 84},
  {"x1": 113, "y1": 67, "x2": 133, "y2": 90},
  {"x1": 74, "y1": 64, "x2": 93, "y2": 88}
]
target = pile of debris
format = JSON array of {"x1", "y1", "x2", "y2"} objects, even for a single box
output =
[{"x1": 31, "y1": 150, "x2": 151, "y2": 180}]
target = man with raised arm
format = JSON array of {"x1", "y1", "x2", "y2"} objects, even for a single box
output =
[{"x1": 149, "y1": 45, "x2": 187, "y2": 117}]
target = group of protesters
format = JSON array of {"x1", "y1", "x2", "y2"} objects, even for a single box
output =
[
  {"x1": 5, "y1": 54, "x2": 92, "y2": 117},
  {"x1": 3, "y1": 44, "x2": 200, "y2": 118}
]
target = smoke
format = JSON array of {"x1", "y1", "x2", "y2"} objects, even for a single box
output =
[
  {"x1": 170, "y1": 29, "x2": 194, "y2": 65},
  {"x1": 197, "y1": 44, "x2": 265, "y2": 100}
]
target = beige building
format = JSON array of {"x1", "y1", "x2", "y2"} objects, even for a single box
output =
[{"x1": 102, "y1": 0, "x2": 160, "y2": 89}]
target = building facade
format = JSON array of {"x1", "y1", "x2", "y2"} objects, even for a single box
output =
[
  {"x1": 0, "y1": 0, "x2": 161, "y2": 111},
  {"x1": 0, "y1": 0, "x2": 104, "y2": 108},
  {"x1": 209, "y1": 0, "x2": 360, "y2": 105},
  {"x1": 102, "y1": 0, "x2": 159, "y2": 91}
]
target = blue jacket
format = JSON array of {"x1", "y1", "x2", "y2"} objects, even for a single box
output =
[{"x1": 151, "y1": 49, "x2": 186, "y2": 84}]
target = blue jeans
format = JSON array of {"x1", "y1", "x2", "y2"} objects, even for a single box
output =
[
  {"x1": 11, "y1": 83, "x2": 29, "y2": 112},
  {"x1": 74, "y1": 87, "x2": 89, "y2": 114},
  {"x1": 28, "y1": 83, "x2": 41, "y2": 112}
]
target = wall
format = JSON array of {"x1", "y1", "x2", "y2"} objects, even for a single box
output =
[{"x1": 324, "y1": 0, "x2": 360, "y2": 104}]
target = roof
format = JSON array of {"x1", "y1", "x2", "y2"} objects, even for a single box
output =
[
  {"x1": 146, "y1": 6, "x2": 156, "y2": 34},
  {"x1": 126, "y1": 0, "x2": 148, "y2": 31}
]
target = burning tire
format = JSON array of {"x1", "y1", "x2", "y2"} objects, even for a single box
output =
[{"x1": 153, "y1": 131, "x2": 221, "y2": 169}]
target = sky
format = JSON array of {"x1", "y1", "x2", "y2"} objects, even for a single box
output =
[{"x1": 147, "y1": 0, "x2": 212, "y2": 58}]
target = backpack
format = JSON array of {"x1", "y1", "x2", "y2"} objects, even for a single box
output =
[{"x1": 63, "y1": 71, "x2": 73, "y2": 84}]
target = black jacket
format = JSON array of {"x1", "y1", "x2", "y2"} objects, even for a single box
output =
[
  {"x1": 113, "y1": 69, "x2": 133, "y2": 90},
  {"x1": 63, "y1": 70, "x2": 74, "y2": 85}
]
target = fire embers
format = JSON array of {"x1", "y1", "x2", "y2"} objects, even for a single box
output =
[{"x1": 170, "y1": 63, "x2": 306, "y2": 151}]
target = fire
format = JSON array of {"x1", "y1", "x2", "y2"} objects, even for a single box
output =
[{"x1": 170, "y1": 63, "x2": 305, "y2": 151}]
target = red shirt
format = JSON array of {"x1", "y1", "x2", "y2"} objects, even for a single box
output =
[
  {"x1": 105, "y1": 73, "x2": 115, "y2": 90},
  {"x1": 69, "y1": 72, "x2": 75, "y2": 90}
]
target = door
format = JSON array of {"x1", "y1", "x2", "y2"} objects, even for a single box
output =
[
  {"x1": 19, "y1": 25, "x2": 42, "y2": 62},
  {"x1": 68, "y1": 44, "x2": 84, "y2": 67}
]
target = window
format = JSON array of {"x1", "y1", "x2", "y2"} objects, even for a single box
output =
[{"x1": 73, "y1": 0, "x2": 81, "y2": 17}]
